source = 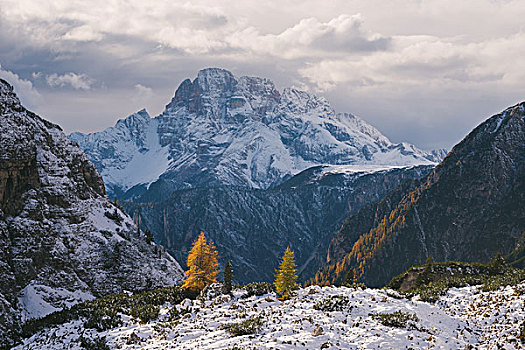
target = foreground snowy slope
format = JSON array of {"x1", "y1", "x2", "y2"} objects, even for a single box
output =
[
  {"x1": 16, "y1": 283, "x2": 525, "y2": 349},
  {"x1": 70, "y1": 68, "x2": 445, "y2": 198}
]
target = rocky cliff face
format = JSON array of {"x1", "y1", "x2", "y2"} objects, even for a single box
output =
[
  {"x1": 0, "y1": 79, "x2": 184, "y2": 349},
  {"x1": 70, "y1": 68, "x2": 445, "y2": 200},
  {"x1": 315, "y1": 102, "x2": 525, "y2": 287},
  {"x1": 123, "y1": 165, "x2": 433, "y2": 283}
]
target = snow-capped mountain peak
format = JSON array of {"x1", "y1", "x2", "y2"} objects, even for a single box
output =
[{"x1": 70, "y1": 68, "x2": 445, "y2": 198}]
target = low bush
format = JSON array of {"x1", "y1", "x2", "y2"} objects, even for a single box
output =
[
  {"x1": 313, "y1": 295, "x2": 351, "y2": 312},
  {"x1": 387, "y1": 259, "x2": 525, "y2": 303},
  {"x1": 83, "y1": 306, "x2": 122, "y2": 331},
  {"x1": 225, "y1": 317, "x2": 264, "y2": 337},
  {"x1": 168, "y1": 306, "x2": 192, "y2": 322},
  {"x1": 129, "y1": 304, "x2": 160, "y2": 324},
  {"x1": 240, "y1": 282, "x2": 275, "y2": 298},
  {"x1": 21, "y1": 286, "x2": 198, "y2": 338},
  {"x1": 79, "y1": 335, "x2": 110, "y2": 350},
  {"x1": 372, "y1": 311, "x2": 418, "y2": 328},
  {"x1": 104, "y1": 209, "x2": 123, "y2": 225}
]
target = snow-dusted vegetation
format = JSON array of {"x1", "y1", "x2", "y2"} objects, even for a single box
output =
[{"x1": 15, "y1": 280, "x2": 525, "y2": 349}]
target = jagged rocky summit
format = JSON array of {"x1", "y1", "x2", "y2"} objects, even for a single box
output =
[
  {"x1": 315, "y1": 101, "x2": 525, "y2": 287},
  {"x1": 0, "y1": 79, "x2": 184, "y2": 348},
  {"x1": 70, "y1": 68, "x2": 446, "y2": 199}
]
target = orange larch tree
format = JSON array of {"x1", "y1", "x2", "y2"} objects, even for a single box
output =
[{"x1": 182, "y1": 231, "x2": 219, "y2": 291}]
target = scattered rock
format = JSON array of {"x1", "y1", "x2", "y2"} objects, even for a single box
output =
[
  {"x1": 312, "y1": 325, "x2": 324, "y2": 336},
  {"x1": 126, "y1": 332, "x2": 141, "y2": 345}
]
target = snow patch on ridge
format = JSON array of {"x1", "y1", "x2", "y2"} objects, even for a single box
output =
[
  {"x1": 100, "y1": 118, "x2": 170, "y2": 191},
  {"x1": 18, "y1": 284, "x2": 94, "y2": 322}
]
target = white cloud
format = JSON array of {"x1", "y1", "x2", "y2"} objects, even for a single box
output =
[
  {"x1": 299, "y1": 32, "x2": 525, "y2": 92},
  {"x1": 226, "y1": 14, "x2": 389, "y2": 59},
  {"x1": 62, "y1": 25, "x2": 103, "y2": 42},
  {"x1": 0, "y1": 64, "x2": 42, "y2": 109},
  {"x1": 134, "y1": 83, "x2": 153, "y2": 97},
  {"x1": 46, "y1": 72, "x2": 94, "y2": 90}
]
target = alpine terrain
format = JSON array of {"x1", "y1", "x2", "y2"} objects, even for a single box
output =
[
  {"x1": 15, "y1": 278, "x2": 525, "y2": 349},
  {"x1": 0, "y1": 79, "x2": 184, "y2": 349},
  {"x1": 70, "y1": 68, "x2": 445, "y2": 200},
  {"x1": 123, "y1": 164, "x2": 434, "y2": 283},
  {"x1": 70, "y1": 68, "x2": 445, "y2": 283},
  {"x1": 315, "y1": 102, "x2": 525, "y2": 287}
]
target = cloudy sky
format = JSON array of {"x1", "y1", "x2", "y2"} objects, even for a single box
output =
[{"x1": 1, "y1": 0, "x2": 524, "y2": 150}]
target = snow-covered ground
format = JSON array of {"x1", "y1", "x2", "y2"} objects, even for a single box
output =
[{"x1": 16, "y1": 283, "x2": 524, "y2": 349}]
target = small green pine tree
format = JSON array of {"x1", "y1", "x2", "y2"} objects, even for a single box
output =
[
  {"x1": 274, "y1": 247, "x2": 298, "y2": 299},
  {"x1": 489, "y1": 252, "x2": 506, "y2": 274},
  {"x1": 223, "y1": 260, "x2": 233, "y2": 294},
  {"x1": 343, "y1": 268, "x2": 355, "y2": 286},
  {"x1": 145, "y1": 229, "x2": 154, "y2": 244}
]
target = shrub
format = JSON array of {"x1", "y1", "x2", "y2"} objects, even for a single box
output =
[
  {"x1": 225, "y1": 317, "x2": 264, "y2": 337},
  {"x1": 388, "y1": 259, "x2": 525, "y2": 303},
  {"x1": 223, "y1": 261, "x2": 233, "y2": 295},
  {"x1": 79, "y1": 335, "x2": 110, "y2": 350},
  {"x1": 21, "y1": 286, "x2": 198, "y2": 338},
  {"x1": 372, "y1": 311, "x2": 418, "y2": 328},
  {"x1": 520, "y1": 321, "x2": 525, "y2": 344},
  {"x1": 314, "y1": 295, "x2": 351, "y2": 312},
  {"x1": 129, "y1": 304, "x2": 160, "y2": 324},
  {"x1": 104, "y1": 209, "x2": 123, "y2": 225},
  {"x1": 84, "y1": 307, "x2": 122, "y2": 331},
  {"x1": 168, "y1": 306, "x2": 192, "y2": 322},
  {"x1": 241, "y1": 282, "x2": 275, "y2": 298},
  {"x1": 479, "y1": 270, "x2": 525, "y2": 292}
]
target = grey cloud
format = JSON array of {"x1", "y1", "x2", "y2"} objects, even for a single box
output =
[
  {"x1": 1, "y1": 0, "x2": 525, "y2": 151},
  {"x1": 313, "y1": 35, "x2": 391, "y2": 53}
]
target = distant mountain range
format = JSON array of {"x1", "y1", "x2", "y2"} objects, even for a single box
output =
[
  {"x1": 70, "y1": 68, "x2": 445, "y2": 200},
  {"x1": 314, "y1": 102, "x2": 525, "y2": 287},
  {"x1": 122, "y1": 164, "x2": 434, "y2": 283},
  {"x1": 0, "y1": 79, "x2": 183, "y2": 348}
]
